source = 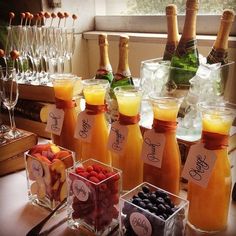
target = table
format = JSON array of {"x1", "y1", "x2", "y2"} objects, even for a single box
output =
[{"x1": 0, "y1": 170, "x2": 236, "y2": 236}]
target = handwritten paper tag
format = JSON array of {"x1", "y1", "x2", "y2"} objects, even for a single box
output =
[
  {"x1": 107, "y1": 121, "x2": 128, "y2": 155},
  {"x1": 74, "y1": 111, "x2": 94, "y2": 142},
  {"x1": 72, "y1": 179, "x2": 90, "y2": 202},
  {"x1": 141, "y1": 130, "x2": 165, "y2": 168},
  {"x1": 45, "y1": 105, "x2": 64, "y2": 135},
  {"x1": 130, "y1": 212, "x2": 152, "y2": 236},
  {"x1": 181, "y1": 142, "x2": 217, "y2": 188}
]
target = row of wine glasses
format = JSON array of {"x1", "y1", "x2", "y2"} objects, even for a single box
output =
[
  {"x1": 0, "y1": 66, "x2": 22, "y2": 144},
  {"x1": 2, "y1": 12, "x2": 77, "y2": 85}
]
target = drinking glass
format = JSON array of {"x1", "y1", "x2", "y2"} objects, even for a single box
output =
[{"x1": 0, "y1": 67, "x2": 22, "y2": 139}]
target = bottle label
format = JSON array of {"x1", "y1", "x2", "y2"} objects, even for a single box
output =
[
  {"x1": 207, "y1": 47, "x2": 228, "y2": 65},
  {"x1": 141, "y1": 129, "x2": 166, "y2": 168},
  {"x1": 181, "y1": 142, "x2": 217, "y2": 188},
  {"x1": 176, "y1": 39, "x2": 197, "y2": 57},
  {"x1": 45, "y1": 105, "x2": 65, "y2": 135},
  {"x1": 163, "y1": 43, "x2": 177, "y2": 61},
  {"x1": 74, "y1": 111, "x2": 94, "y2": 142},
  {"x1": 72, "y1": 179, "x2": 90, "y2": 202},
  {"x1": 130, "y1": 212, "x2": 152, "y2": 236},
  {"x1": 31, "y1": 159, "x2": 44, "y2": 178},
  {"x1": 107, "y1": 121, "x2": 128, "y2": 155}
]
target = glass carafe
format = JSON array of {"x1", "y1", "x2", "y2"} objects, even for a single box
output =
[
  {"x1": 187, "y1": 102, "x2": 235, "y2": 232},
  {"x1": 143, "y1": 95, "x2": 183, "y2": 195},
  {"x1": 81, "y1": 79, "x2": 111, "y2": 165},
  {"x1": 111, "y1": 85, "x2": 143, "y2": 191},
  {"x1": 51, "y1": 74, "x2": 82, "y2": 160}
]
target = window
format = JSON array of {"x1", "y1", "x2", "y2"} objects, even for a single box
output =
[
  {"x1": 95, "y1": 0, "x2": 236, "y2": 36},
  {"x1": 96, "y1": 0, "x2": 236, "y2": 15}
]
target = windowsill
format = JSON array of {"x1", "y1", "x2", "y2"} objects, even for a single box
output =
[{"x1": 83, "y1": 31, "x2": 236, "y2": 48}]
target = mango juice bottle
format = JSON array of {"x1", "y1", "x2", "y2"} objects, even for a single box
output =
[
  {"x1": 111, "y1": 85, "x2": 143, "y2": 191},
  {"x1": 81, "y1": 79, "x2": 111, "y2": 165},
  {"x1": 143, "y1": 95, "x2": 183, "y2": 195},
  {"x1": 187, "y1": 103, "x2": 235, "y2": 232},
  {"x1": 51, "y1": 74, "x2": 82, "y2": 160}
]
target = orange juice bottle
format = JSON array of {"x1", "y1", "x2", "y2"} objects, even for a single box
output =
[
  {"x1": 143, "y1": 95, "x2": 183, "y2": 195},
  {"x1": 51, "y1": 74, "x2": 82, "y2": 160},
  {"x1": 111, "y1": 85, "x2": 143, "y2": 191},
  {"x1": 187, "y1": 103, "x2": 235, "y2": 232},
  {"x1": 81, "y1": 79, "x2": 111, "y2": 165}
]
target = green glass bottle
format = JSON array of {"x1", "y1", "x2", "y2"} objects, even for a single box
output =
[
  {"x1": 166, "y1": 0, "x2": 199, "y2": 91},
  {"x1": 163, "y1": 4, "x2": 179, "y2": 61},
  {"x1": 109, "y1": 35, "x2": 134, "y2": 121},
  {"x1": 111, "y1": 35, "x2": 133, "y2": 89},
  {"x1": 95, "y1": 33, "x2": 113, "y2": 83},
  {"x1": 206, "y1": 9, "x2": 235, "y2": 94},
  {"x1": 207, "y1": 9, "x2": 235, "y2": 65}
]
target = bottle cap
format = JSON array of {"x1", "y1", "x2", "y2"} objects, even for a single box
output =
[
  {"x1": 98, "y1": 33, "x2": 108, "y2": 45},
  {"x1": 166, "y1": 4, "x2": 177, "y2": 16},
  {"x1": 119, "y1": 35, "x2": 129, "y2": 47},
  {"x1": 186, "y1": 0, "x2": 199, "y2": 11},
  {"x1": 222, "y1": 9, "x2": 235, "y2": 22}
]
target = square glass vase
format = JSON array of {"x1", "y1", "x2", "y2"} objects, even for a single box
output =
[
  {"x1": 67, "y1": 158, "x2": 122, "y2": 236},
  {"x1": 119, "y1": 182, "x2": 189, "y2": 236},
  {"x1": 24, "y1": 144, "x2": 75, "y2": 211}
]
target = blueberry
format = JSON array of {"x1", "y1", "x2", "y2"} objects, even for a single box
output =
[
  {"x1": 157, "y1": 214, "x2": 165, "y2": 220},
  {"x1": 143, "y1": 198, "x2": 151, "y2": 205},
  {"x1": 132, "y1": 197, "x2": 142, "y2": 206},
  {"x1": 148, "y1": 193, "x2": 157, "y2": 204},
  {"x1": 156, "y1": 197, "x2": 165, "y2": 205},
  {"x1": 162, "y1": 213, "x2": 168, "y2": 219},
  {"x1": 164, "y1": 204, "x2": 173, "y2": 215},
  {"x1": 157, "y1": 203, "x2": 166, "y2": 213},
  {"x1": 138, "y1": 201, "x2": 146, "y2": 209},
  {"x1": 146, "y1": 203, "x2": 154, "y2": 212},
  {"x1": 164, "y1": 195, "x2": 171, "y2": 205},
  {"x1": 142, "y1": 185, "x2": 150, "y2": 194},
  {"x1": 232, "y1": 182, "x2": 236, "y2": 201},
  {"x1": 138, "y1": 191, "x2": 148, "y2": 200},
  {"x1": 156, "y1": 189, "x2": 167, "y2": 198}
]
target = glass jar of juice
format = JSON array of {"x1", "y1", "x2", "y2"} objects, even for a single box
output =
[
  {"x1": 187, "y1": 102, "x2": 235, "y2": 232},
  {"x1": 51, "y1": 74, "x2": 82, "y2": 160},
  {"x1": 111, "y1": 85, "x2": 143, "y2": 191},
  {"x1": 80, "y1": 79, "x2": 111, "y2": 165},
  {"x1": 143, "y1": 95, "x2": 183, "y2": 195}
]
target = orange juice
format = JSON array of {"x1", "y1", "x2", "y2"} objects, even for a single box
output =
[
  {"x1": 112, "y1": 86, "x2": 143, "y2": 191},
  {"x1": 51, "y1": 74, "x2": 82, "y2": 160},
  {"x1": 81, "y1": 79, "x2": 111, "y2": 165},
  {"x1": 143, "y1": 96, "x2": 182, "y2": 195},
  {"x1": 188, "y1": 104, "x2": 234, "y2": 232}
]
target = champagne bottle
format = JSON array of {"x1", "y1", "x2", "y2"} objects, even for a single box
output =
[
  {"x1": 163, "y1": 4, "x2": 179, "y2": 61},
  {"x1": 167, "y1": 0, "x2": 199, "y2": 90},
  {"x1": 110, "y1": 35, "x2": 134, "y2": 92},
  {"x1": 95, "y1": 33, "x2": 113, "y2": 83},
  {"x1": 109, "y1": 35, "x2": 134, "y2": 122},
  {"x1": 207, "y1": 9, "x2": 235, "y2": 65}
]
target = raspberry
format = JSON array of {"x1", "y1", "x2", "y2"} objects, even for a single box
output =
[
  {"x1": 97, "y1": 172, "x2": 106, "y2": 181},
  {"x1": 89, "y1": 176, "x2": 100, "y2": 183},
  {"x1": 78, "y1": 171, "x2": 90, "y2": 179},
  {"x1": 86, "y1": 165, "x2": 94, "y2": 172}
]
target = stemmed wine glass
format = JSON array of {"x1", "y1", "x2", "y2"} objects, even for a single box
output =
[{"x1": 0, "y1": 67, "x2": 22, "y2": 139}]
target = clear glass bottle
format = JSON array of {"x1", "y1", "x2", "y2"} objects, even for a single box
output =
[
  {"x1": 51, "y1": 74, "x2": 82, "y2": 160},
  {"x1": 163, "y1": 4, "x2": 179, "y2": 61},
  {"x1": 143, "y1": 95, "x2": 183, "y2": 195},
  {"x1": 187, "y1": 103, "x2": 235, "y2": 232},
  {"x1": 111, "y1": 85, "x2": 143, "y2": 191},
  {"x1": 80, "y1": 79, "x2": 111, "y2": 165},
  {"x1": 95, "y1": 33, "x2": 113, "y2": 83}
]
